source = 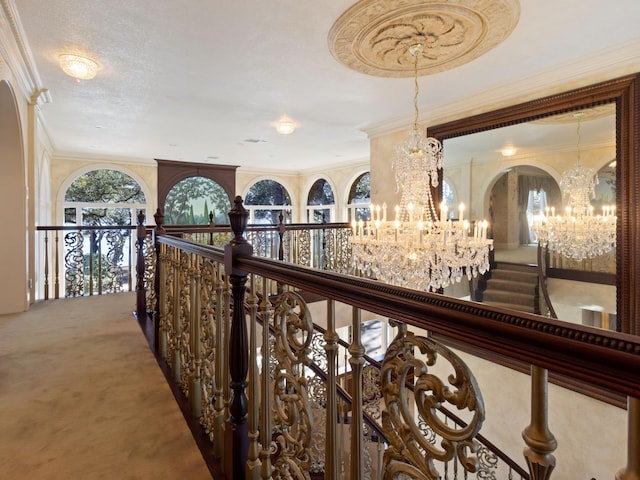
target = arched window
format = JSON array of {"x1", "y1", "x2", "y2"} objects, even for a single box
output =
[
  {"x1": 594, "y1": 160, "x2": 616, "y2": 210},
  {"x1": 64, "y1": 169, "x2": 147, "y2": 226},
  {"x1": 307, "y1": 178, "x2": 335, "y2": 223},
  {"x1": 442, "y1": 178, "x2": 456, "y2": 210},
  {"x1": 245, "y1": 179, "x2": 292, "y2": 224},
  {"x1": 164, "y1": 177, "x2": 231, "y2": 224},
  {"x1": 62, "y1": 169, "x2": 150, "y2": 296},
  {"x1": 347, "y1": 172, "x2": 370, "y2": 221}
]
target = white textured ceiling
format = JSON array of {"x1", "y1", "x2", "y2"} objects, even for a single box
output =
[{"x1": 10, "y1": 0, "x2": 640, "y2": 171}]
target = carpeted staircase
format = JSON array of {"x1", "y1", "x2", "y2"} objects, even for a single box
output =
[{"x1": 478, "y1": 262, "x2": 540, "y2": 314}]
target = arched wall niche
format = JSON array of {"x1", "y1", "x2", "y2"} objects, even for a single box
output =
[
  {"x1": 428, "y1": 73, "x2": 640, "y2": 336},
  {"x1": 0, "y1": 79, "x2": 27, "y2": 313},
  {"x1": 156, "y1": 159, "x2": 238, "y2": 217}
]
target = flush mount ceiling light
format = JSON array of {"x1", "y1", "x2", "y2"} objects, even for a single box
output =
[
  {"x1": 58, "y1": 54, "x2": 98, "y2": 80},
  {"x1": 276, "y1": 119, "x2": 296, "y2": 135}
]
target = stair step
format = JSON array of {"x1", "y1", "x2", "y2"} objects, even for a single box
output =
[
  {"x1": 485, "y1": 278, "x2": 537, "y2": 295},
  {"x1": 490, "y1": 269, "x2": 538, "y2": 283},
  {"x1": 483, "y1": 301, "x2": 537, "y2": 314},
  {"x1": 483, "y1": 290, "x2": 535, "y2": 306},
  {"x1": 495, "y1": 262, "x2": 538, "y2": 273}
]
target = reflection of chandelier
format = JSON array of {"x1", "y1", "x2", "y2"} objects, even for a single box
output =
[
  {"x1": 533, "y1": 114, "x2": 616, "y2": 261},
  {"x1": 350, "y1": 43, "x2": 493, "y2": 292}
]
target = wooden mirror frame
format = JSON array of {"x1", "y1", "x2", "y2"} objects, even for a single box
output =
[{"x1": 428, "y1": 73, "x2": 640, "y2": 336}]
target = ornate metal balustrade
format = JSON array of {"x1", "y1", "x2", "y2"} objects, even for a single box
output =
[
  {"x1": 155, "y1": 237, "x2": 501, "y2": 479},
  {"x1": 160, "y1": 219, "x2": 353, "y2": 271},
  {"x1": 149, "y1": 197, "x2": 640, "y2": 480},
  {"x1": 36, "y1": 224, "x2": 138, "y2": 299},
  {"x1": 36, "y1": 212, "x2": 353, "y2": 303}
]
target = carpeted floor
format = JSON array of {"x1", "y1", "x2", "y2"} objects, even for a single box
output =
[
  {"x1": 0, "y1": 293, "x2": 211, "y2": 479},
  {"x1": 493, "y1": 245, "x2": 538, "y2": 264}
]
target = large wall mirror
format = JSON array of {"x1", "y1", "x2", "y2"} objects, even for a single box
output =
[{"x1": 429, "y1": 73, "x2": 640, "y2": 336}]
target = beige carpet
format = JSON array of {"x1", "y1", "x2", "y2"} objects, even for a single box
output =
[
  {"x1": 0, "y1": 293, "x2": 211, "y2": 479},
  {"x1": 493, "y1": 245, "x2": 538, "y2": 264}
]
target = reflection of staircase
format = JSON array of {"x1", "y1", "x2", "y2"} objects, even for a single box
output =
[{"x1": 479, "y1": 262, "x2": 540, "y2": 314}]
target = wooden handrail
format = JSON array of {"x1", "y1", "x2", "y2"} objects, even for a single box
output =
[
  {"x1": 37, "y1": 225, "x2": 136, "y2": 231},
  {"x1": 155, "y1": 235, "x2": 640, "y2": 398},
  {"x1": 537, "y1": 244, "x2": 558, "y2": 319}
]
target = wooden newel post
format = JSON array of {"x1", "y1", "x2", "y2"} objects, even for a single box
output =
[
  {"x1": 523, "y1": 366, "x2": 557, "y2": 480},
  {"x1": 135, "y1": 211, "x2": 147, "y2": 321},
  {"x1": 278, "y1": 211, "x2": 285, "y2": 261},
  {"x1": 224, "y1": 196, "x2": 253, "y2": 480},
  {"x1": 152, "y1": 208, "x2": 166, "y2": 352}
]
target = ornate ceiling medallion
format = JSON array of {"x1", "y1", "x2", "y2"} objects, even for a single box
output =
[{"x1": 328, "y1": 0, "x2": 520, "y2": 77}]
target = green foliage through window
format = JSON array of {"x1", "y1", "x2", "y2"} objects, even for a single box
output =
[
  {"x1": 164, "y1": 176, "x2": 230, "y2": 225},
  {"x1": 308, "y1": 178, "x2": 335, "y2": 205},
  {"x1": 348, "y1": 172, "x2": 370, "y2": 204},
  {"x1": 245, "y1": 180, "x2": 292, "y2": 225},
  {"x1": 245, "y1": 180, "x2": 291, "y2": 206},
  {"x1": 65, "y1": 170, "x2": 145, "y2": 204}
]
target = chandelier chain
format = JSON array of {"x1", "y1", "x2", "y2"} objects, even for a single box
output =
[
  {"x1": 413, "y1": 47, "x2": 420, "y2": 131},
  {"x1": 575, "y1": 113, "x2": 582, "y2": 165}
]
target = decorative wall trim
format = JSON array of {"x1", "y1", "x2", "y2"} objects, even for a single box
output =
[
  {"x1": 364, "y1": 39, "x2": 640, "y2": 138},
  {"x1": 0, "y1": 0, "x2": 50, "y2": 104}
]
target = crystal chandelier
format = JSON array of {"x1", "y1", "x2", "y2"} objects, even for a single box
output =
[
  {"x1": 533, "y1": 115, "x2": 616, "y2": 261},
  {"x1": 350, "y1": 43, "x2": 494, "y2": 292}
]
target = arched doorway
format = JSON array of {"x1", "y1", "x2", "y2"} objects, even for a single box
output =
[
  {"x1": 0, "y1": 80, "x2": 26, "y2": 313},
  {"x1": 489, "y1": 166, "x2": 560, "y2": 262}
]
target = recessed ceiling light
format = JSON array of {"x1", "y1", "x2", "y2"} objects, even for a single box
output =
[{"x1": 58, "y1": 54, "x2": 98, "y2": 80}]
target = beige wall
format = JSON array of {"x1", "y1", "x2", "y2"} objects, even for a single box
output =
[
  {"x1": 0, "y1": 69, "x2": 28, "y2": 313},
  {"x1": 370, "y1": 129, "x2": 407, "y2": 210}
]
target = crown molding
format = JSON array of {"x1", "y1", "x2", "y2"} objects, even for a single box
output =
[
  {"x1": 0, "y1": 0, "x2": 51, "y2": 104},
  {"x1": 364, "y1": 38, "x2": 640, "y2": 138},
  {"x1": 53, "y1": 152, "x2": 157, "y2": 167},
  {"x1": 238, "y1": 156, "x2": 370, "y2": 177}
]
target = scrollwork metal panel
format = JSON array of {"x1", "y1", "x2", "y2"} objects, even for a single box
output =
[
  {"x1": 199, "y1": 259, "x2": 218, "y2": 440},
  {"x1": 64, "y1": 231, "x2": 84, "y2": 297},
  {"x1": 104, "y1": 229, "x2": 127, "y2": 293},
  {"x1": 381, "y1": 323, "x2": 485, "y2": 480},
  {"x1": 142, "y1": 236, "x2": 156, "y2": 311},
  {"x1": 272, "y1": 291, "x2": 314, "y2": 479},
  {"x1": 178, "y1": 251, "x2": 192, "y2": 397},
  {"x1": 296, "y1": 230, "x2": 312, "y2": 267}
]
